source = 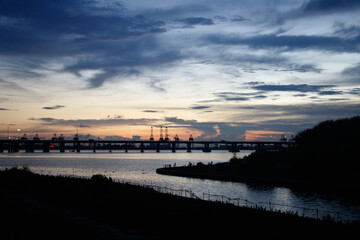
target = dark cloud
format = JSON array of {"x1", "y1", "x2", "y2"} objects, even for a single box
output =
[
  {"x1": 42, "y1": 105, "x2": 65, "y2": 110},
  {"x1": 142, "y1": 110, "x2": 159, "y2": 113},
  {"x1": 333, "y1": 22, "x2": 360, "y2": 39},
  {"x1": 348, "y1": 88, "x2": 360, "y2": 96},
  {"x1": 206, "y1": 33, "x2": 359, "y2": 53},
  {"x1": 103, "y1": 135, "x2": 133, "y2": 141},
  {"x1": 75, "y1": 134, "x2": 99, "y2": 140},
  {"x1": 164, "y1": 117, "x2": 197, "y2": 125},
  {"x1": 301, "y1": 0, "x2": 360, "y2": 14},
  {"x1": 231, "y1": 15, "x2": 249, "y2": 22},
  {"x1": 0, "y1": 0, "x2": 165, "y2": 56},
  {"x1": 318, "y1": 90, "x2": 343, "y2": 95},
  {"x1": 252, "y1": 84, "x2": 334, "y2": 93},
  {"x1": 223, "y1": 97, "x2": 250, "y2": 102},
  {"x1": 253, "y1": 95, "x2": 267, "y2": 99},
  {"x1": 342, "y1": 63, "x2": 360, "y2": 76},
  {"x1": 213, "y1": 91, "x2": 267, "y2": 102},
  {"x1": 294, "y1": 94, "x2": 307, "y2": 97},
  {"x1": 0, "y1": 77, "x2": 28, "y2": 91},
  {"x1": 0, "y1": 107, "x2": 11, "y2": 110},
  {"x1": 177, "y1": 17, "x2": 214, "y2": 26},
  {"x1": 0, "y1": 0, "x2": 175, "y2": 88},
  {"x1": 165, "y1": 117, "x2": 224, "y2": 139},
  {"x1": 277, "y1": 64, "x2": 323, "y2": 73},
  {"x1": 148, "y1": 78, "x2": 167, "y2": 92},
  {"x1": 141, "y1": 4, "x2": 212, "y2": 20},
  {"x1": 191, "y1": 106, "x2": 211, "y2": 110},
  {"x1": 279, "y1": 0, "x2": 360, "y2": 23}
]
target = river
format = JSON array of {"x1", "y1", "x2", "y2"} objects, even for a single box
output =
[{"x1": 0, "y1": 150, "x2": 359, "y2": 222}]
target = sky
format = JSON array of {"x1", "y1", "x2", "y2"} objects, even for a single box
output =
[{"x1": 0, "y1": 0, "x2": 359, "y2": 141}]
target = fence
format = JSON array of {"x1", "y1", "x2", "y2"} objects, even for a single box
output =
[
  {"x1": 202, "y1": 192, "x2": 344, "y2": 222},
  {"x1": 46, "y1": 174, "x2": 353, "y2": 223}
]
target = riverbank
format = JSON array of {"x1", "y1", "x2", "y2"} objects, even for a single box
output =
[{"x1": 0, "y1": 167, "x2": 358, "y2": 239}]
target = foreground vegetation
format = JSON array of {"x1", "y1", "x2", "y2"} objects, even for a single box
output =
[{"x1": 1, "y1": 167, "x2": 358, "y2": 239}]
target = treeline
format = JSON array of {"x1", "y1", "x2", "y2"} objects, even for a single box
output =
[{"x1": 240, "y1": 116, "x2": 360, "y2": 187}]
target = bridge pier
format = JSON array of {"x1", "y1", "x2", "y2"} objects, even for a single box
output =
[
  {"x1": 156, "y1": 142, "x2": 160, "y2": 153},
  {"x1": 43, "y1": 142, "x2": 50, "y2": 152},
  {"x1": 140, "y1": 143, "x2": 144, "y2": 153},
  {"x1": 76, "y1": 142, "x2": 81, "y2": 152},
  {"x1": 229, "y1": 143, "x2": 239, "y2": 152},
  {"x1": 25, "y1": 142, "x2": 34, "y2": 153},
  {"x1": 60, "y1": 142, "x2": 65, "y2": 153},
  {"x1": 7, "y1": 142, "x2": 14, "y2": 153},
  {"x1": 171, "y1": 142, "x2": 176, "y2": 153},
  {"x1": 90, "y1": 140, "x2": 96, "y2": 152},
  {"x1": 125, "y1": 143, "x2": 128, "y2": 152},
  {"x1": 109, "y1": 143, "x2": 112, "y2": 153},
  {"x1": 187, "y1": 143, "x2": 192, "y2": 152},
  {"x1": 203, "y1": 143, "x2": 211, "y2": 152}
]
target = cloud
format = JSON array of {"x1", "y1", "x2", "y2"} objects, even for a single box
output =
[
  {"x1": 213, "y1": 91, "x2": 268, "y2": 102},
  {"x1": 342, "y1": 63, "x2": 360, "y2": 76},
  {"x1": 318, "y1": 90, "x2": 343, "y2": 95},
  {"x1": 42, "y1": 105, "x2": 65, "y2": 110},
  {"x1": 0, "y1": 77, "x2": 28, "y2": 91},
  {"x1": 279, "y1": 0, "x2": 360, "y2": 22},
  {"x1": 141, "y1": 4, "x2": 212, "y2": 20},
  {"x1": 29, "y1": 117, "x2": 160, "y2": 128},
  {"x1": 0, "y1": 0, "x2": 176, "y2": 88},
  {"x1": 251, "y1": 84, "x2": 334, "y2": 93},
  {"x1": 223, "y1": 97, "x2": 250, "y2": 102},
  {"x1": 333, "y1": 22, "x2": 360, "y2": 39},
  {"x1": 177, "y1": 17, "x2": 214, "y2": 26},
  {"x1": 205, "y1": 33, "x2": 359, "y2": 53},
  {"x1": 0, "y1": 107, "x2": 11, "y2": 111},
  {"x1": 164, "y1": 117, "x2": 197, "y2": 125},
  {"x1": 301, "y1": 0, "x2": 360, "y2": 14},
  {"x1": 231, "y1": 15, "x2": 249, "y2": 22},
  {"x1": 148, "y1": 78, "x2": 167, "y2": 92},
  {"x1": 277, "y1": 64, "x2": 323, "y2": 73},
  {"x1": 142, "y1": 110, "x2": 160, "y2": 113},
  {"x1": 103, "y1": 135, "x2": 133, "y2": 141},
  {"x1": 191, "y1": 105, "x2": 211, "y2": 110}
]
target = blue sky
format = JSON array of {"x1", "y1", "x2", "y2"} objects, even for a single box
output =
[{"x1": 0, "y1": 0, "x2": 359, "y2": 140}]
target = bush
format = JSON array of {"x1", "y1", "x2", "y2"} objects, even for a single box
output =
[{"x1": 90, "y1": 174, "x2": 112, "y2": 183}]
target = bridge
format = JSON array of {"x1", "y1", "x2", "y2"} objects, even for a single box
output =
[{"x1": 0, "y1": 139, "x2": 295, "y2": 153}]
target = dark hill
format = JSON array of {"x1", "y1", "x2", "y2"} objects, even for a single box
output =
[{"x1": 243, "y1": 116, "x2": 360, "y2": 187}]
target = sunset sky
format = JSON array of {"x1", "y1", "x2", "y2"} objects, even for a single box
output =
[{"x1": 1, "y1": 0, "x2": 360, "y2": 141}]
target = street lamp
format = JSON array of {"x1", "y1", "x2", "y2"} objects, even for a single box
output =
[{"x1": 17, "y1": 129, "x2": 20, "y2": 139}]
